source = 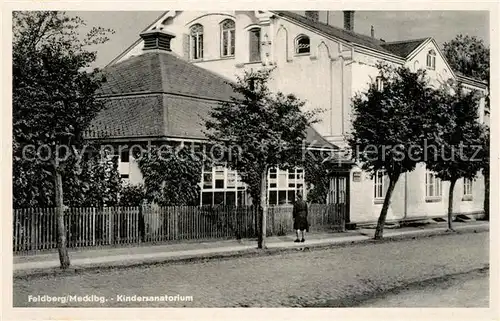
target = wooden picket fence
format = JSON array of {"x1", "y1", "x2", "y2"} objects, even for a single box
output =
[{"x1": 13, "y1": 204, "x2": 345, "y2": 254}]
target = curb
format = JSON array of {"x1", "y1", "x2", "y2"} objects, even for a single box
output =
[{"x1": 13, "y1": 224, "x2": 489, "y2": 279}]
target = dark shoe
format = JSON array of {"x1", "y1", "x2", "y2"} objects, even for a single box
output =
[
  {"x1": 301, "y1": 238, "x2": 305, "y2": 243},
  {"x1": 294, "y1": 239, "x2": 300, "y2": 243}
]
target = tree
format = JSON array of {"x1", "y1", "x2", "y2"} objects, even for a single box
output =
[
  {"x1": 136, "y1": 144, "x2": 206, "y2": 206},
  {"x1": 64, "y1": 152, "x2": 122, "y2": 207},
  {"x1": 204, "y1": 69, "x2": 319, "y2": 248},
  {"x1": 348, "y1": 64, "x2": 439, "y2": 240},
  {"x1": 13, "y1": 12, "x2": 113, "y2": 268},
  {"x1": 424, "y1": 82, "x2": 485, "y2": 231},
  {"x1": 443, "y1": 34, "x2": 489, "y2": 82},
  {"x1": 443, "y1": 34, "x2": 490, "y2": 219}
]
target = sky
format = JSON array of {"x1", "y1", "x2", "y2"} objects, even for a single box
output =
[{"x1": 70, "y1": 11, "x2": 490, "y2": 68}]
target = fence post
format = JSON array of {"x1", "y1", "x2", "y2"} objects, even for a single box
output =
[
  {"x1": 340, "y1": 204, "x2": 346, "y2": 232},
  {"x1": 92, "y1": 207, "x2": 96, "y2": 246},
  {"x1": 108, "y1": 207, "x2": 112, "y2": 245},
  {"x1": 175, "y1": 209, "x2": 179, "y2": 240}
]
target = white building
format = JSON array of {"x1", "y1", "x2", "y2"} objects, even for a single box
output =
[{"x1": 101, "y1": 10, "x2": 488, "y2": 223}]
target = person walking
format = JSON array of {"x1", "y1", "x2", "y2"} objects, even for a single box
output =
[{"x1": 293, "y1": 193, "x2": 309, "y2": 242}]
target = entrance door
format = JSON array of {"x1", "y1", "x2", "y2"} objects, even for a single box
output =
[{"x1": 327, "y1": 173, "x2": 350, "y2": 223}]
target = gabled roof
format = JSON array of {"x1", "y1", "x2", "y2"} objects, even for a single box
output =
[
  {"x1": 380, "y1": 38, "x2": 430, "y2": 58},
  {"x1": 272, "y1": 11, "x2": 397, "y2": 57}
]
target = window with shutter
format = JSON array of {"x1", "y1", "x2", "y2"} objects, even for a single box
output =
[
  {"x1": 249, "y1": 28, "x2": 261, "y2": 62},
  {"x1": 182, "y1": 33, "x2": 190, "y2": 59}
]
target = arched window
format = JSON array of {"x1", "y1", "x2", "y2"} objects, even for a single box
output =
[
  {"x1": 248, "y1": 27, "x2": 261, "y2": 62},
  {"x1": 295, "y1": 35, "x2": 310, "y2": 54},
  {"x1": 426, "y1": 49, "x2": 436, "y2": 70},
  {"x1": 190, "y1": 24, "x2": 204, "y2": 60},
  {"x1": 221, "y1": 19, "x2": 235, "y2": 57}
]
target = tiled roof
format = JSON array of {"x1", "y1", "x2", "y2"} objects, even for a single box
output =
[
  {"x1": 87, "y1": 93, "x2": 338, "y2": 149},
  {"x1": 380, "y1": 38, "x2": 430, "y2": 58},
  {"x1": 85, "y1": 95, "x2": 166, "y2": 139},
  {"x1": 88, "y1": 50, "x2": 338, "y2": 149},
  {"x1": 98, "y1": 51, "x2": 236, "y2": 102},
  {"x1": 272, "y1": 11, "x2": 396, "y2": 56},
  {"x1": 273, "y1": 11, "x2": 433, "y2": 60}
]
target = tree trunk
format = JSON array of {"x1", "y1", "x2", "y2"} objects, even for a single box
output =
[
  {"x1": 374, "y1": 174, "x2": 400, "y2": 240},
  {"x1": 447, "y1": 178, "x2": 457, "y2": 231},
  {"x1": 54, "y1": 167, "x2": 70, "y2": 269},
  {"x1": 484, "y1": 171, "x2": 489, "y2": 221},
  {"x1": 257, "y1": 165, "x2": 268, "y2": 249}
]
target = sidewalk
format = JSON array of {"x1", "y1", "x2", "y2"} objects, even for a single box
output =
[{"x1": 13, "y1": 220, "x2": 488, "y2": 277}]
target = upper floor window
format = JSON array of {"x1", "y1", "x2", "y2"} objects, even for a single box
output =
[
  {"x1": 295, "y1": 35, "x2": 310, "y2": 54},
  {"x1": 374, "y1": 170, "x2": 386, "y2": 200},
  {"x1": 425, "y1": 170, "x2": 442, "y2": 199},
  {"x1": 426, "y1": 49, "x2": 436, "y2": 70},
  {"x1": 221, "y1": 19, "x2": 235, "y2": 57},
  {"x1": 190, "y1": 24, "x2": 204, "y2": 60},
  {"x1": 249, "y1": 27, "x2": 261, "y2": 62}
]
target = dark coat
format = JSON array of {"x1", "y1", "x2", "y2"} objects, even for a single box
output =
[{"x1": 293, "y1": 200, "x2": 309, "y2": 231}]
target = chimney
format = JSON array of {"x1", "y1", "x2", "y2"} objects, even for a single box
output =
[
  {"x1": 371, "y1": 25, "x2": 375, "y2": 38},
  {"x1": 140, "y1": 29, "x2": 176, "y2": 52},
  {"x1": 305, "y1": 11, "x2": 319, "y2": 22},
  {"x1": 343, "y1": 11, "x2": 355, "y2": 31}
]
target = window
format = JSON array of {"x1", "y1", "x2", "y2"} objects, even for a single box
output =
[
  {"x1": 221, "y1": 19, "x2": 235, "y2": 57},
  {"x1": 463, "y1": 178, "x2": 473, "y2": 201},
  {"x1": 425, "y1": 170, "x2": 442, "y2": 199},
  {"x1": 268, "y1": 167, "x2": 305, "y2": 206},
  {"x1": 295, "y1": 35, "x2": 310, "y2": 54},
  {"x1": 249, "y1": 28, "x2": 261, "y2": 62},
  {"x1": 426, "y1": 49, "x2": 436, "y2": 70},
  {"x1": 373, "y1": 170, "x2": 386, "y2": 200},
  {"x1": 376, "y1": 76, "x2": 384, "y2": 91},
  {"x1": 119, "y1": 150, "x2": 130, "y2": 182},
  {"x1": 190, "y1": 24, "x2": 204, "y2": 60},
  {"x1": 200, "y1": 166, "x2": 247, "y2": 206}
]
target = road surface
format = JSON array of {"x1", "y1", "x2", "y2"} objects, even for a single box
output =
[
  {"x1": 359, "y1": 268, "x2": 488, "y2": 307},
  {"x1": 13, "y1": 231, "x2": 488, "y2": 307}
]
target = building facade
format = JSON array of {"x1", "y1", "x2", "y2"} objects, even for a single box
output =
[{"x1": 100, "y1": 10, "x2": 488, "y2": 223}]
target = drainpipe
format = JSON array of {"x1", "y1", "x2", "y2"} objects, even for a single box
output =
[{"x1": 340, "y1": 56, "x2": 345, "y2": 135}]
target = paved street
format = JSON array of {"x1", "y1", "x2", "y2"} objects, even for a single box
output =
[
  {"x1": 14, "y1": 232, "x2": 488, "y2": 307},
  {"x1": 360, "y1": 268, "x2": 488, "y2": 307}
]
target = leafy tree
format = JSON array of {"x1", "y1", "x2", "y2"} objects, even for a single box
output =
[
  {"x1": 13, "y1": 11, "x2": 113, "y2": 268},
  {"x1": 64, "y1": 152, "x2": 121, "y2": 207},
  {"x1": 348, "y1": 64, "x2": 439, "y2": 239},
  {"x1": 443, "y1": 34, "x2": 490, "y2": 218},
  {"x1": 304, "y1": 150, "x2": 336, "y2": 203},
  {"x1": 204, "y1": 69, "x2": 319, "y2": 248},
  {"x1": 13, "y1": 149, "x2": 121, "y2": 208},
  {"x1": 424, "y1": 83, "x2": 485, "y2": 231},
  {"x1": 136, "y1": 145, "x2": 206, "y2": 206},
  {"x1": 443, "y1": 34, "x2": 489, "y2": 82},
  {"x1": 119, "y1": 183, "x2": 146, "y2": 207}
]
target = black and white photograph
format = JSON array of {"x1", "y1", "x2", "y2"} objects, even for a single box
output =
[{"x1": 3, "y1": 3, "x2": 498, "y2": 320}]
